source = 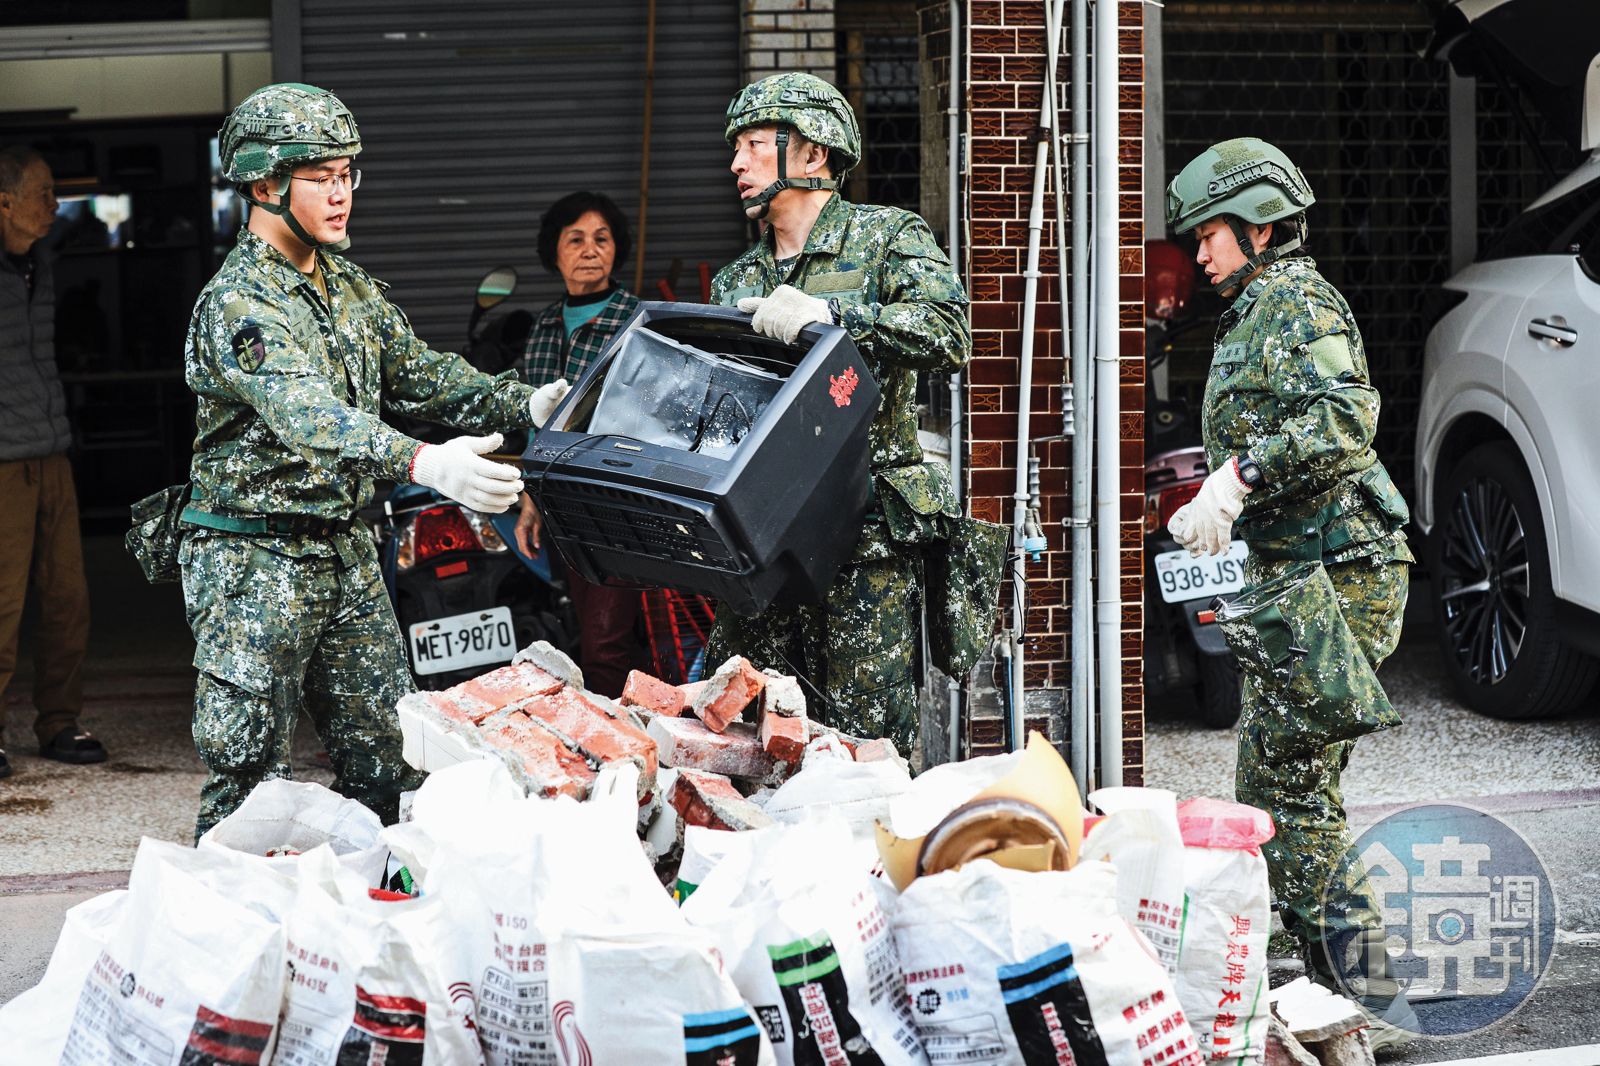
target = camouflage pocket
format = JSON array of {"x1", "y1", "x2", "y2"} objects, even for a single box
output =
[
  {"x1": 1354, "y1": 463, "x2": 1410, "y2": 529},
  {"x1": 1215, "y1": 560, "x2": 1399, "y2": 761},
  {"x1": 926, "y1": 515, "x2": 1008, "y2": 676},
  {"x1": 125, "y1": 483, "x2": 192, "y2": 584},
  {"x1": 876, "y1": 462, "x2": 959, "y2": 546}
]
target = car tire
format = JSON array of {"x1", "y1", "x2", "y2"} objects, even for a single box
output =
[
  {"x1": 1195, "y1": 652, "x2": 1242, "y2": 729},
  {"x1": 1430, "y1": 442, "x2": 1599, "y2": 718}
]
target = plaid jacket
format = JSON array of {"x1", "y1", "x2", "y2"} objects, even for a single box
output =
[{"x1": 518, "y1": 286, "x2": 641, "y2": 386}]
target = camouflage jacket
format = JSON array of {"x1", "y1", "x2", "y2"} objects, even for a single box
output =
[
  {"x1": 185, "y1": 229, "x2": 535, "y2": 526},
  {"x1": 712, "y1": 194, "x2": 970, "y2": 543},
  {"x1": 1202, "y1": 257, "x2": 1411, "y2": 563},
  {"x1": 518, "y1": 286, "x2": 641, "y2": 387}
]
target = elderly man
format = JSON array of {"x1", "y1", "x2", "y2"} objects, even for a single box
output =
[{"x1": 0, "y1": 145, "x2": 104, "y2": 778}]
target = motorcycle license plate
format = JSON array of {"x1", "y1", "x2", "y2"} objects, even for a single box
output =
[
  {"x1": 409, "y1": 607, "x2": 516, "y2": 676},
  {"x1": 1153, "y1": 541, "x2": 1248, "y2": 604}
]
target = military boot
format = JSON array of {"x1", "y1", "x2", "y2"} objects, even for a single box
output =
[{"x1": 1305, "y1": 930, "x2": 1418, "y2": 1052}]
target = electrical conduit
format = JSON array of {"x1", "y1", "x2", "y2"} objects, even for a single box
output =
[{"x1": 1092, "y1": 0, "x2": 1123, "y2": 787}]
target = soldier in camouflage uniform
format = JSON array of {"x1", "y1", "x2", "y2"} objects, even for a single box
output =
[
  {"x1": 707, "y1": 73, "x2": 982, "y2": 758},
  {"x1": 1165, "y1": 138, "x2": 1416, "y2": 1038},
  {"x1": 180, "y1": 84, "x2": 563, "y2": 837}
]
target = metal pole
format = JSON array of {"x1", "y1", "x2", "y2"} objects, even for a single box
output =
[
  {"x1": 1068, "y1": 0, "x2": 1093, "y2": 794},
  {"x1": 947, "y1": 0, "x2": 966, "y2": 764},
  {"x1": 1092, "y1": 0, "x2": 1123, "y2": 787}
]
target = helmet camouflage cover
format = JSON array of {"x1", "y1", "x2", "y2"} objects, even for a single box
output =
[
  {"x1": 725, "y1": 72, "x2": 861, "y2": 174},
  {"x1": 1165, "y1": 136, "x2": 1314, "y2": 235},
  {"x1": 219, "y1": 82, "x2": 361, "y2": 184}
]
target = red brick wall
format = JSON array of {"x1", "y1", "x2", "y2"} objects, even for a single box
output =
[{"x1": 962, "y1": 0, "x2": 1145, "y2": 783}]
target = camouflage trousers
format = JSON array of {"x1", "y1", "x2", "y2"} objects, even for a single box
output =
[
  {"x1": 179, "y1": 529, "x2": 421, "y2": 839},
  {"x1": 708, "y1": 548, "x2": 921, "y2": 757},
  {"x1": 1235, "y1": 552, "x2": 1408, "y2": 964}
]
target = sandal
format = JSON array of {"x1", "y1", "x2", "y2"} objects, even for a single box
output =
[{"x1": 39, "y1": 727, "x2": 108, "y2": 765}]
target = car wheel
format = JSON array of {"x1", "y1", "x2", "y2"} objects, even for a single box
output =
[
  {"x1": 1430, "y1": 442, "x2": 1599, "y2": 718},
  {"x1": 1195, "y1": 652, "x2": 1241, "y2": 729}
]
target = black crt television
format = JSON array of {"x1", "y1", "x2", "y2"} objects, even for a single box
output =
[{"x1": 523, "y1": 303, "x2": 880, "y2": 617}]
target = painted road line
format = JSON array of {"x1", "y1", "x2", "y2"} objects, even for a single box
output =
[{"x1": 1417, "y1": 1044, "x2": 1600, "y2": 1066}]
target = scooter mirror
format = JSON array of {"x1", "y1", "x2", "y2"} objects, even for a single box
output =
[{"x1": 476, "y1": 266, "x2": 518, "y2": 310}]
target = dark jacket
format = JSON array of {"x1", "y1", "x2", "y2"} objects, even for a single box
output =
[{"x1": 0, "y1": 248, "x2": 71, "y2": 461}]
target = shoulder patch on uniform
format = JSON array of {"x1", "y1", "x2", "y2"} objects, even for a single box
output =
[
  {"x1": 1305, "y1": 333, "x2": 1356, "y2": 380},
  {"x1": 231, "y1": 326, "x2": 267, "y2": 373}
]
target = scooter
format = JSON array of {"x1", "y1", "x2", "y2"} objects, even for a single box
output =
[
  {"x1": 377, "y1": 267, "x2": 577, "y2": 690},
  {"x1": 1141, "y1": 240, "x2": 1244, "y2": 727}
]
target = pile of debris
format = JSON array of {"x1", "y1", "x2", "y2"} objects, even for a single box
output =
[
  {"x1": 400, "y1": 642, "x2": 902, "y2": 861},
  {"x1": 0, "y1": 644, "x2": 1402, "y2": 1066}
]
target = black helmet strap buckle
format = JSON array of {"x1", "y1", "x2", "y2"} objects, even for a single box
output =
[
  {"x1": 742, "y1": 125, "x2": 841, "y2": 219},
  {"x1": 1213, "y1": 214, "x2": 1304, "y2": 295},
  {"x1": 241, "y1": 173, "x2": 351, "y2": 254}
]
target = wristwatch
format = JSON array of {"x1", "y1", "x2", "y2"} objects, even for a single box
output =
[{"x1": 1234, "y1": 455, "x2": 1265, "y2": 489}]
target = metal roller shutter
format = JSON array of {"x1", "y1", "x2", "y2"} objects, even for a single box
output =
[{"x1": 282, "y1": 0, "x2": 748, "y2": 350}]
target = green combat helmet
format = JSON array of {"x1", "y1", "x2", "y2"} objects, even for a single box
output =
[
  {"x1": 219, "y1": 82, "x2": 361, "y2": 251},
  {"x1": 1166, "y1": 137, "x2": 1315, "y2": 294},
  {"x1": 725, "y1": 72, "x2": 861, "y2": 218}
]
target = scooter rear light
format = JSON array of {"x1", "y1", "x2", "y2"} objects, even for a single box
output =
[
  {"x1": 463, "y1": 509, "x2": 508, "y2": 552},
  {"x1": 1145, "y1": 482, "x2": 1202, "y2": 535},
  {"x1": 413, "y1": 506, "x2": 480, "y2": 565}
]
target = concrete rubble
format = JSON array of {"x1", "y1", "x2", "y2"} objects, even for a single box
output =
[
  {"x1": 1268, "y1": 977, "x2": 1379, "y2": 1066},
  {"x1": 399, "y1": 644, "x2": 895, "y2": 874}
]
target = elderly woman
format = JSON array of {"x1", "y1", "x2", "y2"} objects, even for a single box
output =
[{"x1": 514, "y1": 191, "x2": 644, "y2": 697}]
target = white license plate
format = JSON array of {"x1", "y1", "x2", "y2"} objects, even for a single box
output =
[
  {"x1": 409, "y1": 606, "x2": 516, "y2": 676},
  {"x1": 1153, "y1": 541, "x2": 1249, "y2": 604}
]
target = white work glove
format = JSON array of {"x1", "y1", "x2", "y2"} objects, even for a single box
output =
[
  {"x1": 529, "y1": 378, "x2": 570, "y2": 427},
  {"x1": 1185, "y1": 457, "x2": 1253, "y2": 556},
  {"x1": 736, "y1": 283, "x2": 834, "y2": 344},
  {"x1": 412, "y1": 433, "x2": 522, "y2": 513},
  {"x1": 1167, "y1": 502, "x2": 1201, "y2": 553}
]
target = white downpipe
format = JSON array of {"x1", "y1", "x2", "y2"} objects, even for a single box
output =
[
  {"x1": 1009, "y1": 0, "x2": 1066, "y2": 752},
  {"x1": 947, "y1": 0, "x2": 965, "y2": 765},
  {"x1": 1069, "y1": 0, "x2": 1094, "y2": 793},
  {"x1": 1092, "y1": 0, "x2": 1123, "y2": 787}
]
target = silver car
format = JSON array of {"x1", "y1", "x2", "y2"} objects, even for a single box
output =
[{"x1": 1416, "y1": 154, "x2": 1600, "y2": 717}]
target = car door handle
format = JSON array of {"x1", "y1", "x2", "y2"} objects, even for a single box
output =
[{"x1": 1528, "y1": 318, "x2": 1578, "y2": 346}]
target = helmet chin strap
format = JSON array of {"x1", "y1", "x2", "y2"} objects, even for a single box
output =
[
  {"x1": 1212, "y1": 215, "x2": 1303, "y2": 295},
  {"x1": 244, "y1": 175, "x2": 352, "y2": 254},
  {"x1": 741, "y1": 126, "x2": 842, "y2": 219}
]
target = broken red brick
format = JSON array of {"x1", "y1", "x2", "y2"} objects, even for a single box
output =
[
  {"x1": 422, "y1": 690, "x2": 498, "y2": 728},
  {"x1": 806, "y1": 719, "x2": 860, "y2": 757},
  {"x1": 519, "y1": 687, "x2": 659, "y2": 786},
  {"x1": 668, "y1": 769, "x2": 773, "y2": 832},
  {"x1": 621, "y1": 670, "x2": 687, "y2": 719},
  {"x1": 477, "y1": 713, "x2": 596, "y2": 799},
  {"x1": 513, "y1": 641, "x2": 584, "y2": 688},
  {"x1": 759, "y1": 710, "x2": 808, "y2": 765},
  {"x1": 853, "y1": 738, "x2": 900, "y2": 764},
  {"x1": 650, "y1": 716, "x2": 776, "y2": 780},
  {"x1": 690, "y1": 656, "x2": 767, "y2": 733},
  {"x1": 451, "y1": 662, "x2": 563, "y2": 715},
  {"x1": 758, "y1": 671, "x2": 807, "y2": 718}
]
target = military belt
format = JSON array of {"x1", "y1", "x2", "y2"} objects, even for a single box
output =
[{"x1": 180, "y1": 504, "x2": 359, "y2": 538}]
